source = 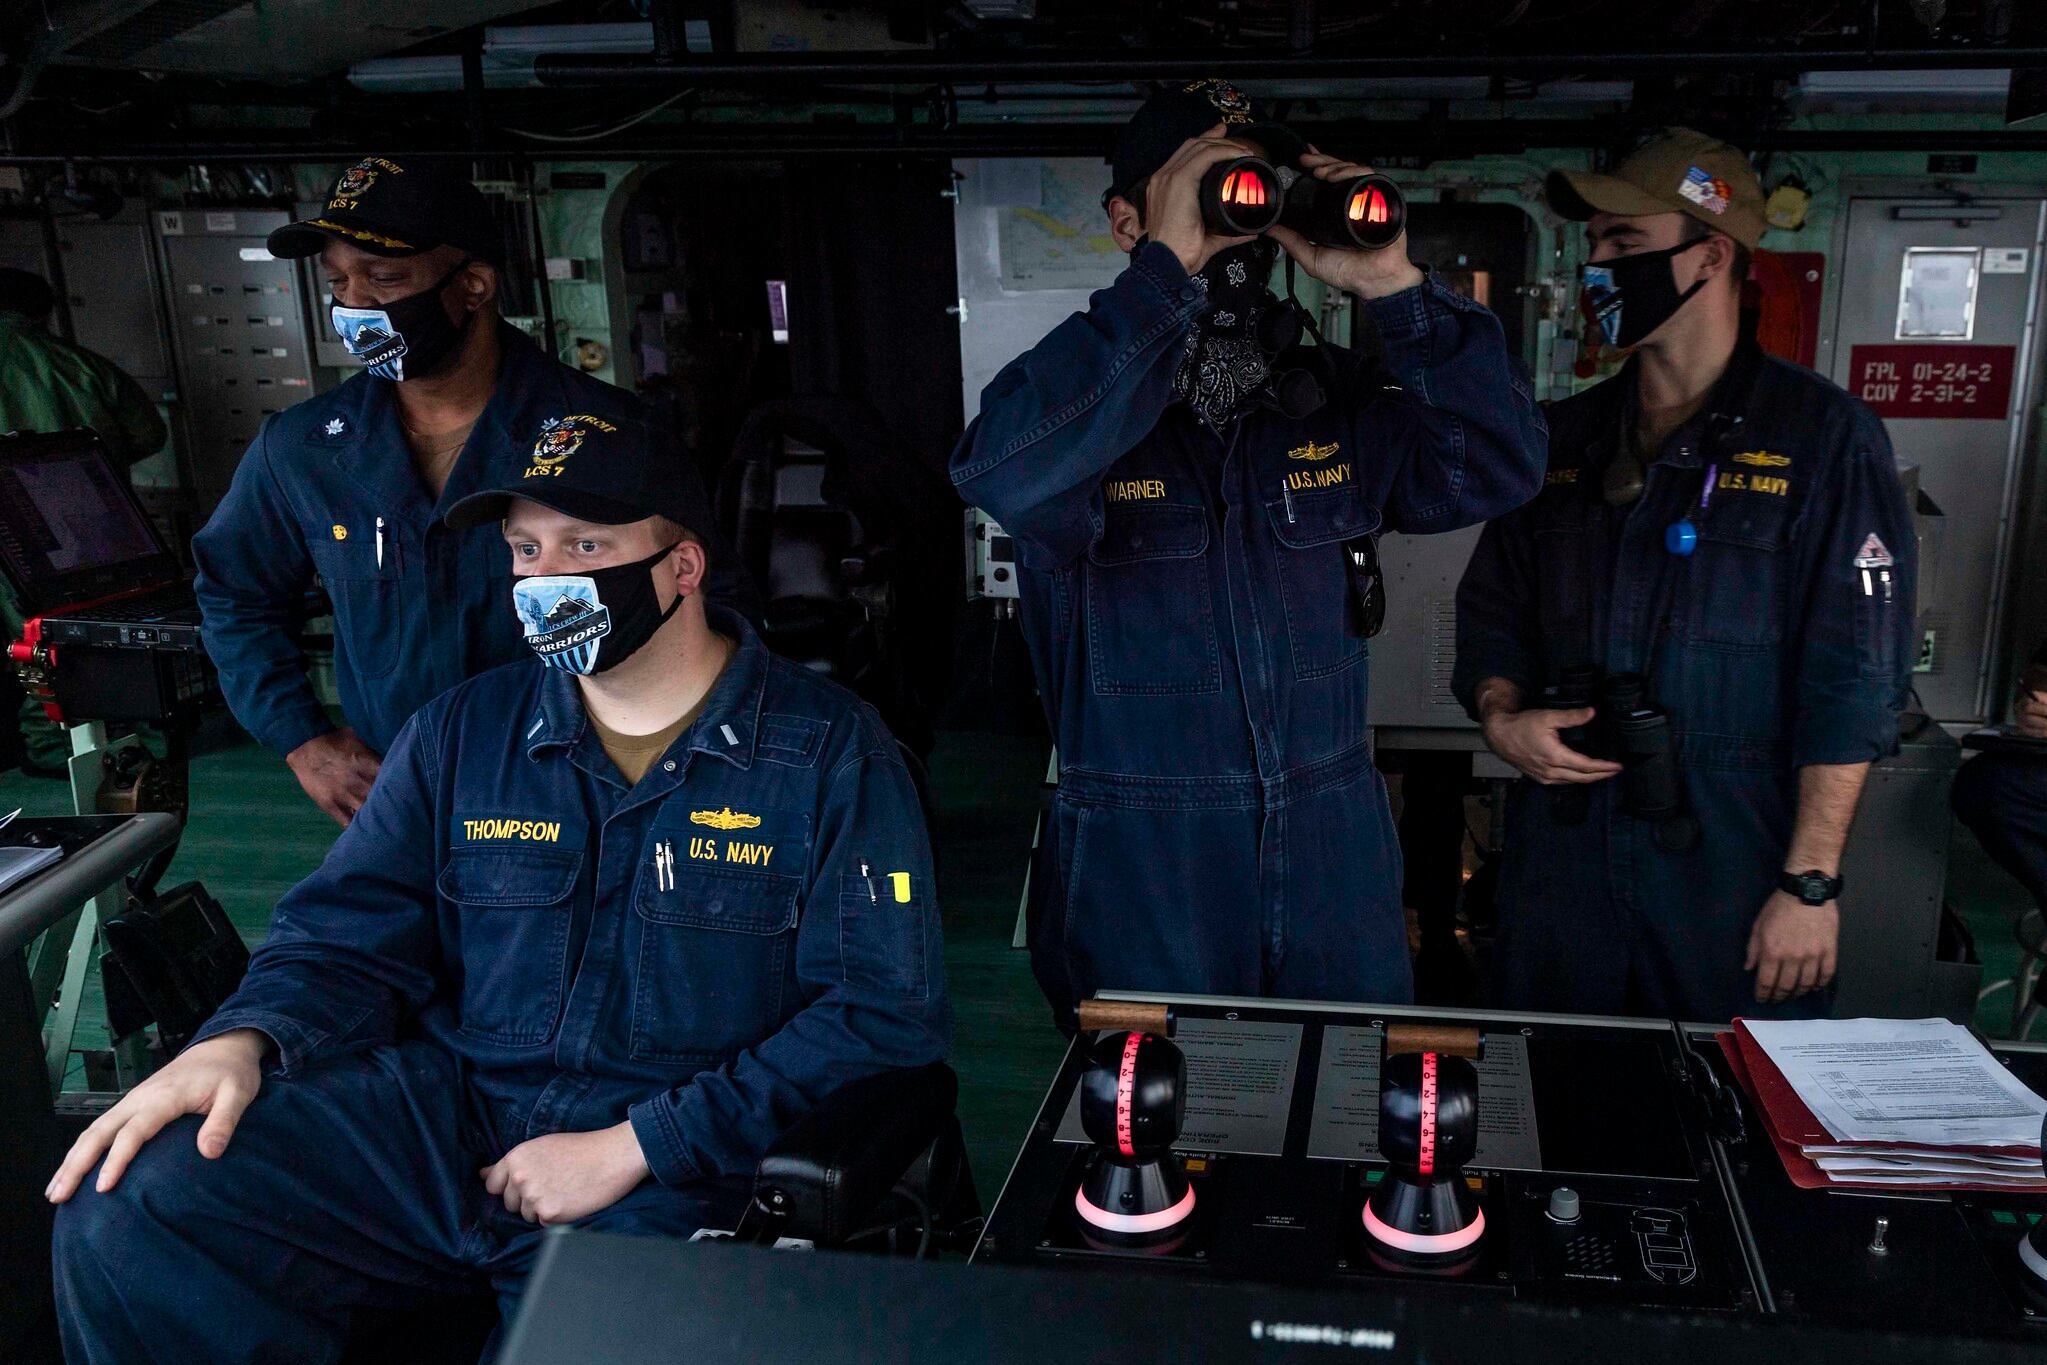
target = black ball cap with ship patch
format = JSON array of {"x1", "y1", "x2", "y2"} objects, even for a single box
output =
[
  {"x1": 1105, "y1": 78, "x2": 1308, "y2": 209},
  {"x1": 443, "y1": 413, "x2": 712, "y2": 533},
  {"x1": 267, "y1": 156, "x2": 507, "y2": 267}
]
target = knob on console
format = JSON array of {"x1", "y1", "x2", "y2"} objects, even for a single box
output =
[
  {"x1": 1363, "y1": 1047, "x2": 1485, "y2": 1262},
  {"x1": 1074, "y1": 1030, "x2": 1195, "y2": 1240}
]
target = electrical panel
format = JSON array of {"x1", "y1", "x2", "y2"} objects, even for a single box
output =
[
  {"x1": 155, "y1": 207, "x2": 320, "y2": 513},
  {"x1": 58, "y1": 218, "x2": 173, "y2": 399}
]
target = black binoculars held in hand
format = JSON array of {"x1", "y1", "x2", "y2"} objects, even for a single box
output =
[
  {"x1": 1197, "y1": 155, "x2": 1406, "y2": 250},
  {"x1": 1542, "y1": 665, "x2": 1700, "y2": 853}
]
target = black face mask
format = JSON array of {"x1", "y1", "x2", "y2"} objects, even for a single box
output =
[
  {"x1": 329, "y1": 260, "x2": 474, "y2": 383},
  {"x1": 1173, "y1": 238, "x2": 1282, "y2": 428},
  {"x1": 1580, "y1": 237, "x2": 1708, "y2": 351},
  {"x1": 511, "y1": 541, "x2": 684, "y2": 676}
]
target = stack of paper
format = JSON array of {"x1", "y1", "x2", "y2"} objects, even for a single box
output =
[
  {"x1": 0, "y1": 841, "x2": 63, "y2": 896},
  {"x1": 1718, "y1": 1017, "x2": 2047, "y2": 1192}
]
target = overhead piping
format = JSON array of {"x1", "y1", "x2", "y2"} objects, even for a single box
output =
[
  {"x1": 0, "y1": 0, "x2": 170, "y2": 120},
  {"x1": 528, "y1": 45, "x2": 2047, "y2": 89},
  {"x1": 16, "y1": 122, "x2": 2047, "y2": 166}
]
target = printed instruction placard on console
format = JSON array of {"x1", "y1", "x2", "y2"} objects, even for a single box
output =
[
  {"x1": 1306, "y1": 1026, "x2": 1543, "y2": 1171},
  {"x1": 1054, "y1": 1017, "x2": 1304, "y2": 1156}
]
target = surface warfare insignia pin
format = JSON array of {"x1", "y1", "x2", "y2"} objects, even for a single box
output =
[
  {"x1": 1287, "y1": 440, "x2": 1340, "y2": 462},
  {"x1": 1731, "y1": 450, "x2": 1789, "y2": 468},
  {"x1": 323, "y1": 416, "x2": 346, "y2": 437},
  {"x1": 1853, "y1": 534, "x2": 1895, "y2": 569},
  {"x1": 690, "y1": 807, "x2": 763, "y2": 831}
]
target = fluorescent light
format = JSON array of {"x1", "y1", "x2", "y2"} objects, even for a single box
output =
[{"x1": 1797, "y1": 68, "x2": 2012, "y2": 107}]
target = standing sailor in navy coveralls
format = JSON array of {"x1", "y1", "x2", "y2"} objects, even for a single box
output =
[
  {"x1": 1455, "y1": 130, "x2": 1916, "y2": 1020},
  {"x1": 952, "y1": 80, "x2": 1545, "y2": 1025},
  {"x1": 50, "y1": 417, "x2": 948, "y2": 1363},
  {"x1": 192, "y1": 156, "x2": 750, "y2": 826}
]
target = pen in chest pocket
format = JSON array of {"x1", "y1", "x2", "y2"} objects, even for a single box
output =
[{"x1": 375, "y1": 515, "x2": 385, "y2": 571}]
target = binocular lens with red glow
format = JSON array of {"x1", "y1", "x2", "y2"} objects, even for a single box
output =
[
  {"x1": 1198, "y1": 156, "x2": 1284, "y2": 236},
  {"x1": 1197, "y1": 156, "x2": 1406, "y2": 251},
  {"x1": 1328, "y1": 176, "x2": 1404, "y2": 248}
]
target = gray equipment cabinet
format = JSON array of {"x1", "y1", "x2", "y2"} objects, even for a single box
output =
[
  {"x1": 1836, "y1": 724, "x2": 1970, "y2": 1020},
  {"x1": 153, "y1": 207, "x2": 322, "y2": 513}
]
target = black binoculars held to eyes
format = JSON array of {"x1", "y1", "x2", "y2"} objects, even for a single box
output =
[{"x1": 1197, "y1": 156, "x2": 1406, "y2": 250}]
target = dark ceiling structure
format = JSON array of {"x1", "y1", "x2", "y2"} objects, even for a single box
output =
[{"x1": 0, "y1": 0, "x2": 2041, "y2": 163}]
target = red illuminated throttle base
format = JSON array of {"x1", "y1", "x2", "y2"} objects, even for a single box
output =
[
  {"x1": 1363, "y1": 1044, "x2": 1485, "y2": 1265},
  {"x1": 1073, "y1": 1030, "x2": 1195, "y2": 1243}
]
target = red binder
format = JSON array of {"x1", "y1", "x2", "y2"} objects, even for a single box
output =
[{"x1": 1717, "y1": 1024, "x2": 2044, "y2": 1194}]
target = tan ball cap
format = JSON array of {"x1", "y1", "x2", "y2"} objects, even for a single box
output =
[{"x1": 1546, "y1": 127, "x2": 1766, "y2": 250}]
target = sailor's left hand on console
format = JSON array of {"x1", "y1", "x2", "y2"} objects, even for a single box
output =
[{"x1": 481, "y1": 1122, "x2": 651, "y2": 1225}]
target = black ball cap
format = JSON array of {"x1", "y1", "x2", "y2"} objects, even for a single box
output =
[
  {"x1": 268, "y1": 156, "x2": 506, "y2": 267},
  {"x1": 1107, "y1": 78, "x2": 1306, "y2": 207},
  {"x1": 443, "y1": 413, "x2": 714, "y2": 534}
]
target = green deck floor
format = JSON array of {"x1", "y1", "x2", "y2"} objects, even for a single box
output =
[{"x1": 3, "y1": 732, "x2": 2038, "y2": 1199}]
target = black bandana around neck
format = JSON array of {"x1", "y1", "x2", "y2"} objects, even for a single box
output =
[{"x1": 1173, "y1": 239, "x2": 1278, "y2": 430}]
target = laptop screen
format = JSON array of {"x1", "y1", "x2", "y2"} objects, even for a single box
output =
[{"x1": 0, "y1": 431, "x2": 177, "y2": 613}]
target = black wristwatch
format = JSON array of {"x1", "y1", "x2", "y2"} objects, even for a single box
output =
[{"x1": 1778, "y1": 869, "x2": 1844, "y2": 906}]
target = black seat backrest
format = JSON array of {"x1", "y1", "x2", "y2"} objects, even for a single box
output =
[{"x1": 754, "y1": 440, "x2": 864, "y2": 607}]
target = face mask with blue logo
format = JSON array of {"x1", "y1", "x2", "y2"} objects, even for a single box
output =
[
  {"x1": 328, "y1": 260, "x2": 473, "y2": 382},
  {"x1": 1579, "y1": 237, "x2": 1708, "y2": 351},
  {"x1": 511, "y1": 542, "x2": 683, "y2": 676}
]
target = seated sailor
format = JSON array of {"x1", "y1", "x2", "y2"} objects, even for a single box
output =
[{"x1": 48, "y1": 412, "x2": 951, "y2": 1364}]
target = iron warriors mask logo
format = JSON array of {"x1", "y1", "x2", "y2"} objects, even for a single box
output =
[
  {"x1": 327, "y1": 257, "x2": 475, "y2": 383},
  {"x1": 510, "y1": 542, "x2": 684, "y2": 677},
  {"x1": 329, "y1": 307, "x2": 408, "y2": 375},
  {"x1": 513, "y1": 575, "x2": 613, "y2": 675}
]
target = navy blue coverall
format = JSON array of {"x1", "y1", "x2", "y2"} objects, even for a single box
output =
[
  {"x1": 1952, "y1": 640, "x2": 2047, "y2": 909},
  {"x1": 952, "y1": 241, "x2": 1545, "y2": 1021},
  {"x1": 52, "y1": 608, "x2": 950, "y2": 1363},
  {"x1": 1454, "y1": 340, "x2": 1917, "y2": 1021},
  {"x1": 192, "y1": 325, "x2": 753, "y2": 759}
]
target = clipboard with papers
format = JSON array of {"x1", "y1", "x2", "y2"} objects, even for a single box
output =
[{"x1": 1718, "y1": 1017, "x2": 2047, "y2": 1193}]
